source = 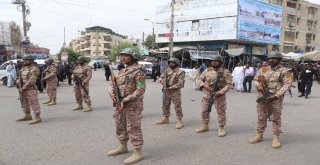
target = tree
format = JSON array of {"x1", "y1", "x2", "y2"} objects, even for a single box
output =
[
  {"x1": 144, "y1": 35, "x2": 155, "y2": 50},
  {"x1": 57, "y1": 48, "x2": 82, "y2": 63},
  {"x1": 143, "y1": 35, "x2": 166, "y2": 50},
  {"x1": 110, "y1": 42, "x2": 139, "y2": 61}
]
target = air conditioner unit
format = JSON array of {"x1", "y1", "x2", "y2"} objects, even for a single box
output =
[{"x1": 12, "y1": 0, "x2": 25, "y2": 4}]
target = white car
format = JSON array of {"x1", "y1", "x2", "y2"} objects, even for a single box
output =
[
  {"x1": 0, "y1": 59, "x2": 45, "y2": 85},
  {"x1": 138, "y1": 61, "x2": 153, "y2": 77}
]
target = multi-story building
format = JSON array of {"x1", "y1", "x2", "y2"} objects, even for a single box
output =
[
  {"x1": 0, "y1": 21, "x2": 21, "y2": 61},
  {"x1": 69, "y1": 26, "x2": 127, "y2": 57},
  {"x1": 267, "y1": 0, "x2": 320, "y2": 53}
]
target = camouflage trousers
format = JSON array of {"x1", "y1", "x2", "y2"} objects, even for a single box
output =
[
  {"x1": 256, "y1": 97, "x2": 283, "y2": 136},
  {"x1": 114, "y1": 105, "x2": 143, "y2": 149},
  {"x1": 46, "y1": 80, "x2": 57, "y2": 100},
  {"x1": 201, "y1": 95, "x2": 227, "y2": 127},
  {"x1": 22, "y1": 89, "x2": 40, "y2": 115},
  {"x1": 74, "y1": 84, "x2": 91, "y2": 105},
  {"x1": 162, "y1": 89, "x2": 183, "y2": 120}
]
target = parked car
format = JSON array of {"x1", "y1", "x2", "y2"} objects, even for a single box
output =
[
  {"x1": 0, "y1": 59, "x2": 45, "y2": 85},
  {"x1": 138, "y1": 61, "x2": 153, "y2": 78}
]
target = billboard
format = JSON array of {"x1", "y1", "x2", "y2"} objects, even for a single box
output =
[
  {"x1": 238, "y1": 0, "x2": 282, "y2": 44},
  {"x1": 156, "y1": 0, "x2": 238, "y2": 43}
]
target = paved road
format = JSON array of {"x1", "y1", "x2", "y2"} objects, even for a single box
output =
[{"x1": 0, "y1": 70, "x2": 320, "y2": 165}]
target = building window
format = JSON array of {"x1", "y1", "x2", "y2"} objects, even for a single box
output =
[
  {"x1": 298, "y1": 4, "x2": 301, "y2": 10},
  {"x1": 287, "y1": 1, "x2": 296, "y2": 9},
  {"x1": 308, "y1": 7, "x2": 315, "y2": 15},
  {"x1": 287, "y1": 14, "x2": 296, "y2": 25},
  {"x1": 296, "y1": 32, "x2": 299, "y2": 39},
  {"x1": 307, "y1": 21, "x2": 314, "y2": 30},
  {"x1": 284, "y1": 31, "x2": 295, "y2": 42},
  {"x1": 192, "y1": 20, "x2": 199, "y2": 31},
  {"x1": 313, "y1": 34, "x2": 316, "y2": 41},
  {"x1": 296, "y1": 18, "x2": 300, "y2": 25},
  {"x1": 276, "y1": 0, "x2": 282, "y2": 6},
  {"x1": 305, "y1": 46, "x2": 312, "y2": 52},
  {"x1": 283, "y1": 46, "x2": 294, "y2": 53},
  {"x1": 306, "y1": 34, "x2": 312, "y2": 44}
]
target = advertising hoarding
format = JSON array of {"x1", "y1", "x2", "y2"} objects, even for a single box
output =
[
  {"x1": 156, "y1": 0, "x2": 238, "y2": 43},
  {"x1": 238, "y1": 0, "x2": 282, "y2": 44}
]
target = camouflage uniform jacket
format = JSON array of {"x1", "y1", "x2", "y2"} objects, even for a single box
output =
[
  {"x1": 43, "y1": 64, "x2": 57, "y2": 81},
  {"x1": 73, "y1": 65, "x2": 92, "y2": 83},
  {"x1": 109, "y1": 63, "x2": 146, "y2": 107},
  {"x1": 253, "y1": 66, "x2": 293, "y2": 98},
  {"x1": 197, "y1": 67, "x2": 232, "y2": 99},
  {"x1": 20, "y1": 64, "x2": 40, "y2": 90},
  {"x1": 160, "y1": 67, "x2": 185, "y2": 89}
]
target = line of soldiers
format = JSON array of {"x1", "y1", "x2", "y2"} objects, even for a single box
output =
[
  {"x1": 14, "y1": 50, "x2": 293, "y2": 164},
  {"x1": 106, "y1": 49, "x2": 293, "y2": 164},
  {"x1": 15, "y1": 55, "x2": 93, "y2": 125}
]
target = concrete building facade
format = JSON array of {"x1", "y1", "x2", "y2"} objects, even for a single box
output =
[
  {"x1": 267, "y1": 0, "x2": 320, "y2": 53},
  {"x1": 69, "y1": 26, "x2": 127, "y2": 57}
]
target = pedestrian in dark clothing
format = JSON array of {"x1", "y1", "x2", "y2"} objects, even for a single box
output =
[
  {"x1": 65, "y1": 63, "x2": 73, "y2": 85},
  {"x1": 104, "y1": 63, "x2": 111, "y2": 81},
  {"x1": 298, "y1": 63, "x2": 319, "y2": 99},
  {"x1": 118, "y1": 63, "x2": 125, "y2": 71},
  {"x1": 152, "y1": 63, "x2": 160, "y2": 82},
  {"x1": 93, "y1": 62, "x2": 97, "y2": 71}
]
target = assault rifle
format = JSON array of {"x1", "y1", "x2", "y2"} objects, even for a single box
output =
[
  {"x1": 207, "y1": 72, "x2": 223, "y2": 113},
  {"x1": 162, "y1": 70, "x2": 168, "y2": 105},
  {"x1": 256, "y1": 76, "x2": 273, "y2": 122},
  {"x1": 110, "y1": 68, "x2": 124, "y2": 131},
  {"x1": 18, "y1": 70, "x2": 24, "y2": 108},
  {"x1": 74, "y1": 75, "x2": 89, "y2": 95}
]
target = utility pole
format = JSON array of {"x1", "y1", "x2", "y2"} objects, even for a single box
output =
[
  {"x1": 62, "y1": 27, "x2": 66, "y2": 48},
  {"x1": 168, "y1": 0, "x2": 175, "y2": 58},
  {"x1": 142, "y1": 31, "x2": 145, "y2": 45},
  {"x1": 12, "y1": 0, "x2": 30, "y2": 57}
]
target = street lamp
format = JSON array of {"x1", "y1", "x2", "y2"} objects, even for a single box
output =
[{"x1": 144, "y1": 19, "x2": 155, "y2": 49}]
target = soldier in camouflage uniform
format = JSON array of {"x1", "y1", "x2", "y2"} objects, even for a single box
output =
[
  {"x1": 195, "y1": 55, "x2": 232, "y2": 137},
  {"x1": 107, "y1": 48, "x2": 145, "y2": 165},
  {"x1": 72, "y1": 56, "x2": 93, "y2": 112},
  {"x1": 42, "y1": 59, "x2": 58, "y2": 106},
  {"x1": 249, "y1": 52, "x2": 292, "y2": 149},
  {"x1": 16, "y1": 55, "x2": 42, "y2": 125},
  {"x1": 155, "y1": 58, "x2": 185, "y2": 129}
]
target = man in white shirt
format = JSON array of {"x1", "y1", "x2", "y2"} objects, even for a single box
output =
[
  {"x1": 231, "y1": 62, "x2": 244, "y2": 92},
  {"x1": 242, "y1": 63, "x2": 255, "y2": 93}
]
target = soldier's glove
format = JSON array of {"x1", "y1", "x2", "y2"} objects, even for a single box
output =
[
  {"x1": 214, "y1": 92, "x2": 222, "y2": 97},
  {"x1": 256, "y1": 85, "x2": 263, "y2": 92},
  {"x1": 267, "y1": 96, "x2": 277, "y2": 102}
]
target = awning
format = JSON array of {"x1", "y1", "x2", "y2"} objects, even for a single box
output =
[
  {"x1": 225, "y1": 48, "x2": 245, "y2": 57},
  {"x1": 153, "y1": 45, "x2": 197, "y2": 53},
  {"x1": 282, "y1": 52, "x2": 302, "y2": 60},
  {"x1": 294, "y1": 50, "x2": 320, "y2": 61}
]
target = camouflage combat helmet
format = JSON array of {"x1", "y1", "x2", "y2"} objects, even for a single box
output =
[
  {"x1": 46, "y1": 58, "x2": 54, "y2": 64},
  {"x1": 168, "y1": 57, "x2": 180, "y2": 66},
  {"x1": 210, "y1": 55, "x2": 223, "y2": 62},
  {"x1": 120, "y1": 48, "x2": 141, "y2": 61},
  {"x1": 267, "y1": 51, "x2": 283, "y2": 59},
  {"x1": 22, "y1": 55, "x2": 35, "y2": 61},
  {"x1": 77, "y1": 56, "x2": 86, "y2": 61}
]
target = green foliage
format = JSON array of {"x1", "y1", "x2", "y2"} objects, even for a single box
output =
[
  {"x1": 57, "y1": 48, "x2": 81, "y2": 63},
  {"x1": 110, "y1": 41, "x2": 139, "y2": 61},
  {"x1": 144, "y1": 35, "x2": 155, "y2": 50}
]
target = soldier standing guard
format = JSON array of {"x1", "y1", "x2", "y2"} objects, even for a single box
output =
[
  {"x1": 195, "y1": 55, "x2": 232, "y2": 137},
  {"x1": 16, "y1": 55, "x2": 42, "y2": 125},
  {"x1": 155, "y1": 58, "x2": 185, "y2": 129},
  {"x1": 42, "y1": 59, "x2": 58, "y2": 106},
  {"x1": 107, "y1": 48, "x2": 146, "y2": 164},
  {"x1": 72, "y1": 56, "x2": 93, "y2": 112},
  {"x1": 249, "y1": 52, "x2": 292, "y2": 149}
]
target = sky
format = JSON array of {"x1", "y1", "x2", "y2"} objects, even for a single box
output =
[{"x1": 1, "y1": 0, "x2": 320, "y2": 54}]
